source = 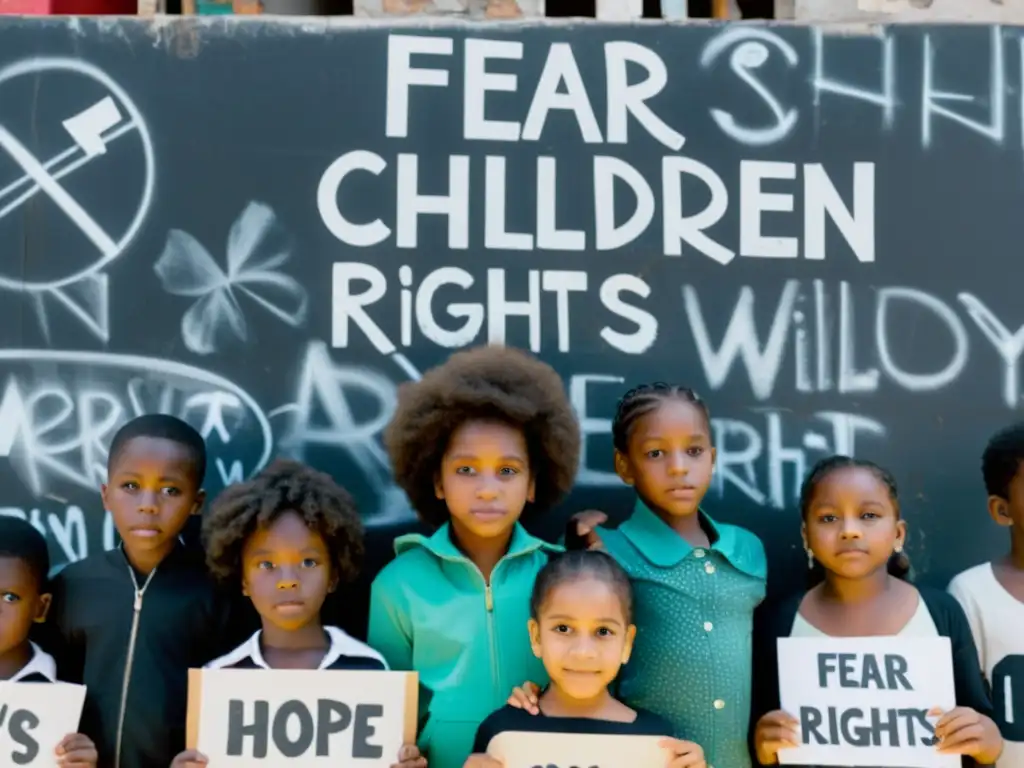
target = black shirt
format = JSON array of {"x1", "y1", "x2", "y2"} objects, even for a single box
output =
[{"x1": 473, "y1": 704, "x2": 674, "y2": 754}]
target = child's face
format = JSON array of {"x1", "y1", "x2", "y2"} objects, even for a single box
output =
[
  {"x1": 802, "y1": 467, "x2": 906, "y2": 580},
  {"x1": 102, "y1": 436, "x2": 204, "y2": 560},
  {"x1": 528, "y1": 577, "x2": 635, "y2": 701},
  {"x1": 241, "y1": 511, "x2": 335, "y2": 632},
  {"x1": 615, "y1": 399, "x2": 716, "y2": 519},
  {"x1": 0, "y1": 556, "x2": 50, "y2": 660},
  {"x1": 435, "y1": 419, "x2": 535, "y2": 540}
]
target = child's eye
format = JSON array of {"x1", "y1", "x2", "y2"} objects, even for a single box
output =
[
  {"x1": 687, "y1": 447, "x2": 704, "y2": 457},
  {"x1": 499, "y1": 467, "x2": 518, "y2": 476},
  {"x1": 596, "y1": 627, "x2": 614, "y2": 637},
  {"x1": 1, "y1": 592, "x2": 20, "y2": 603},
  {"x1": 121, "y1": 482, "x2": 139, "y2": 491},
  {"x1": 553, "y1": 624, "x2": 571, "y2": 634},
  {"x1": 301, "y1": 558, "x2": 318, "y2": 568},
  {"x1": 455, "y1": 466, "x2": 475, "y2": 475},
  {"x1": 646, "y1": 449, "x2": 663, "y2": 459},
  {"x1": 162, "y1": 487, "x2": 180, "y2": 496},
  {"x1": 257, "y1": 561, "x2": 274, "y2": 570},
  {"x1": 819, "y1": 514, "x2": 836, "y2": 523},
  {"x1": 861, "y1": 511, "x2": 879, "y2": 520}
]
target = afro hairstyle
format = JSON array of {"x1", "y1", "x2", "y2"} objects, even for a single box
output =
[
  {"x1": 202, "y1": 458, "x2": 364, "y2": 587},
  {"x1": 383, "y1": 344, "x2": 580, "y2": 528}
]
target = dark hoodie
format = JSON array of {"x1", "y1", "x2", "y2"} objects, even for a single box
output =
[{"x1": 38, "y1": 542, "x2": 255, "y2": 768}]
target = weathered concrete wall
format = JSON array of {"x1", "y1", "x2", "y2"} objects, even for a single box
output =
[{"x1": 796, "y1": 0, "x2": 1024, "y2": 23}]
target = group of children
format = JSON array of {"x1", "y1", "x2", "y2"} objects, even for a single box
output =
[{"x1": 0, "y1": 343, "x2": 1019, "y2": 768}]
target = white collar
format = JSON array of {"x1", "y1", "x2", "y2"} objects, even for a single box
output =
[
  {"x1": 10, "y1": 642, "x2": 57, "y2": 682},
  {"x1": 208, "y1": 626, "x2": 388, "y2": 670}
]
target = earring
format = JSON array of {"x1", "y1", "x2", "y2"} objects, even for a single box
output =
[
  {"x1": 894, "y1": 544, "x2": 903, "y2": 554},
  {"x1": 806, "y1": 548, "x2": 814, "y2": 569}
]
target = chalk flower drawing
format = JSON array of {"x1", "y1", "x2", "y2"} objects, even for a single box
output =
[{"x1": 154, "y1": 201, "x2": 308, "y2": 355}]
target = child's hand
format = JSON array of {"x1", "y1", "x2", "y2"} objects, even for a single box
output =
[
  {"x1": 55, "y1": 733, "x2": 98, "y2": 766},
  {"x1": 659, "y1": 738, "x2": 706, "y2": 767},
  {"x1": 393, "y1": 743, "x2": 428, "y2": 768},
  {"x1": 169, "y1": 750, "x2": 209, "y2": 768},
  {"x1": 572, "y1": 510, "x2": 607, "y2": 550},
  {"x1": 931, "y1": 706, "x2": 1004, "y2": 763},
  {"x1": 463, "y1": 755, "x2": 503, "y2": 768},
  {"x1": 754, "y1": 710, "x2": 799, "y2": 765},
  {"x1": 506, "y1": 681, "x2": 541, "y2": 714}
]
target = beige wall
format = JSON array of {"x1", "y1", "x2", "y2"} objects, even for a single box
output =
[{"x1": 795, "y1": 0, "x2": 1024, "y2": 22}]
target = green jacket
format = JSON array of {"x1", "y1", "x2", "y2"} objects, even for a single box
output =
[{"x1": 367, "y1": 523, "x2": 560, "y2": 768}]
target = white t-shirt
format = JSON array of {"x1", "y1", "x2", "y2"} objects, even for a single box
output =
[{"x1": 949, "y1": 563, "x2": 1024, "y2": 768}]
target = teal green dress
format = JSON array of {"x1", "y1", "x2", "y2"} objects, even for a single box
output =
[{"x1": 600, "y1": 500, "x2": 767, "y2": 768}]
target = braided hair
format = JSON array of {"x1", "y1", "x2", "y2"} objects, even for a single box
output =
[
  {"x1": 611, "y1": 383, "x2": 711, "y2": 454},
  {"x1": 799, "y1": 455, "x2": 912, "y2": 585},
  {"x1": 530, "y1": 549, "x2": 634, "y2": 624}
]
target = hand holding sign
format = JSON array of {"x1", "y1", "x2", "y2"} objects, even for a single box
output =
[
  {"x1": 660, "y1": 737, "x2": 706, "y2": 768},
  {"x1": 931, "y1": 707, "x2": 1003, "y2": 763},
  {"x1": 753, "y1": 709, "x2": 800, "y2": 765},
  {"x1": 54, "y1": 733, "x2": 97, "y2": 767},
  {"x1": 463, "y1": 754, "x2": 503, "y2": 768},
  {"x1": 170, "y1": 749, "x2": 208, "y2": 768}
]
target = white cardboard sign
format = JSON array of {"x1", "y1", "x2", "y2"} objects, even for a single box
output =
[
  {"x1": 187, "y1": 668, "x2": 417, "y2": 767},
  {"x1": 777, "y1": 636, "x2": 958, "y2": 768},
  {"x1": 488, "y1": 730, "x2": 669, "y2": 768},
  {"x1": 0, "y1": 682, "x2": 86, "y2": 767}
]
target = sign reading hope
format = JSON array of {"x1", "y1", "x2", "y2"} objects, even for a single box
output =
[
  {"x1": 0, "y1": 682, "x2": 86, "y2": 767},
  {"x1": 777, "y1": 637, "x2": 958, "y2": 768},
  {"x1": 187, "y1": 669, "x2": 417, "y2": 766},
  {"x1": 487, "y1": 730, "x2": 669, "y2": 768}
]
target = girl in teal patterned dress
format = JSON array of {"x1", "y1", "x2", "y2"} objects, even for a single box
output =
[{"x1": 509, "y1": 383, "x2": 768, "y2": 768}]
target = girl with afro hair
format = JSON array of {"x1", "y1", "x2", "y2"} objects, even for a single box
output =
[{"x1": 367, "y1": 345, "x2": 581, "y2": 768}]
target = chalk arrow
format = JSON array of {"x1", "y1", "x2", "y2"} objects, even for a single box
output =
[{"x1": 62, "y1": 96, "x2": 122, "y2": 158}]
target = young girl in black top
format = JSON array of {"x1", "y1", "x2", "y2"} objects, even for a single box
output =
[
  {"x1": 751, "y1": 456, "x2": 1003, "y2": 766},
  {"x1": 467, "y1": 550, "x2": 706, "y2": 768}
]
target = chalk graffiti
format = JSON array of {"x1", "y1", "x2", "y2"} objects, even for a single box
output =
[
  {"x1": 0, "y1": 350, "x2": 273, "y2": 497},
  {"x1": 0, "y1": 57, "x2": 154, "y2": 343},
  {"x1": 155, "y1": 201, "x2": 309, "y2": 355}
]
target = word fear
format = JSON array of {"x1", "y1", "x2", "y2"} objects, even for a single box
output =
[
  {"x1": 0, "y1": 703, "x2": 41, "y2": 765},
  {"x1": 227, "y1": 699, "x2": 383, "y2": 759},
  {"x1": 818, "y1": 653, "x2": 913, "y2": 690},
  {"x1": 801, "y1": 706, "x2": 938, "y2": 748}
]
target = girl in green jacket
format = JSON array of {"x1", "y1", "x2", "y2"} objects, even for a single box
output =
[{"x1": 367, "y1": 345, "x2": 582, "y2": 768}]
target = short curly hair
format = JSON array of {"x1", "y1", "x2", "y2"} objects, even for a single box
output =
[
  {"x1": 982, "y1": 421, "x2": 1024, "y2": 500},
  {"x1": 384, "y1": 345, "x2": 581, "y2": 529},
  {"x1": 202, "y1": 458, "x2": 364, "y2": 586}
]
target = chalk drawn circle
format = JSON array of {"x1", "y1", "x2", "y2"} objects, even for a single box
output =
[{"x1": 0, "y1": 57, "x2": 155, "y2": 292}]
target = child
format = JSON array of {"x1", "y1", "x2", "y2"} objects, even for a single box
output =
[
  {"x1": 40, "y1": 414, "x2": 248, "y2": 768},
  {"x1": 752, "y1": 455, "x2": 1002, "y2": 766},
  {"x1": 0, "y1": 516, "x2": 98, "y2": 767},
  {"x1": 948, "y1": 423, "x2": 1024, "y2": 766},
  {"x1": 510, "y1": 383, "x2": 767, "y2": 768},
  {"x1": 169, "y1": 459, "x2": 425, "y2": 768},
  {"x1": 465, "y1": 550, "x2": 706, "y2": 768},
  {"x1": 367, "y1": 345, "x2": 581, "y2": 768}
]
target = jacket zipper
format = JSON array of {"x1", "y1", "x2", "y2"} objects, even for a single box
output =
[{"x1": 114, "y1": 565, "x2": 157, "y2": 768}]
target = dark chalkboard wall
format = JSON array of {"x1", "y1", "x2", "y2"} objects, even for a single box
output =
[{"x1": 0, "y1": 16, "x2": 1016, "y2": 636}]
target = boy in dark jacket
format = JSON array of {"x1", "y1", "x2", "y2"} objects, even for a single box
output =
[{"x1": 39, "y1": 414, "x2": 251, "y2": 768}]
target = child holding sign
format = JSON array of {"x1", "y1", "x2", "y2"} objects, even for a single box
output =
[
  {"x1": 0, "y1": 517, "x2": 98, "y2": 766},
  {"x1": 948, "y1": 422, "x2": 1024, "y2": 768},
  {"x1": 39, "y1": 415, "x2": 245, "y2": 768},
  {"x1": 169, "y1": 458, "x2": 424, "y2": 768},
  {"x1": 751, "y1": 456, "x2": 1003, "y2": 766},
  {"x1": 465, "y1": 549, "x2": 706, "y2": 768},
  {"x1": 508, "y1": 383, "x2": 767, "y2": 768},
  {"x1": 368, "y1": 345, "x2": 580, "y2": 768}
]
